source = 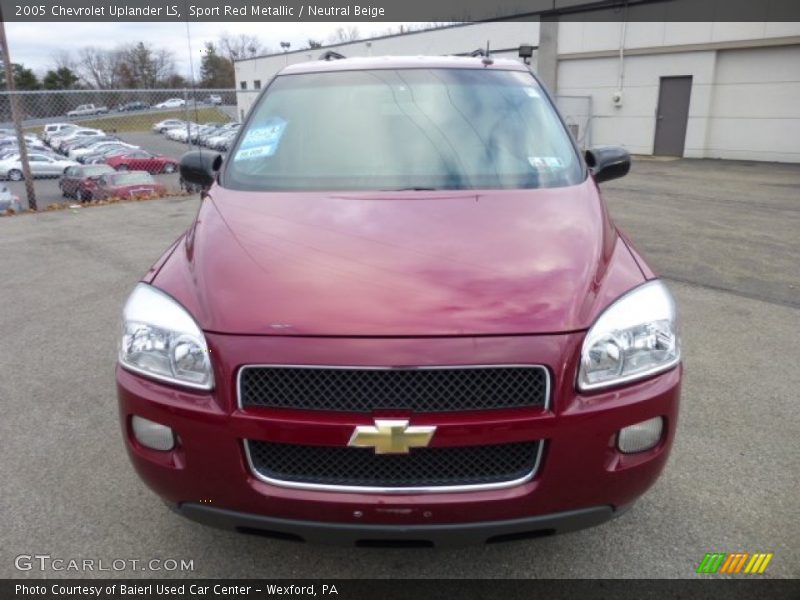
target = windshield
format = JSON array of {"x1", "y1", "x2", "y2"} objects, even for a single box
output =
[
  {"x1": 225, "y1": 68, "x2": 582, "y2": 192},
  {"x1": 111, "y1": 172, "x2": 154, "y2": 185}
]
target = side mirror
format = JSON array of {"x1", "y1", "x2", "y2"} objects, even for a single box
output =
[
  {"x1": 585, "y1": 146, "x2": 630, "y2": 183},
  {"x1": 179, "y1": 150, "x2": 223, "y2": 189}
]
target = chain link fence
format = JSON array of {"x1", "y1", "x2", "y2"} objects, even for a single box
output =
[
  {"x1": 555, "y1": 95, "x2": 593, "y2": 150},
  {"x1": 1, "y1": 88, "x2": 596, "y2": 214},
  {"x1": 0, "y1": 88, "x2": 260, "y2": 212}
]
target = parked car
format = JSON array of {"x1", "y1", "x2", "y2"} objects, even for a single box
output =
[
  {"x1": 206, "y1": 129, "x2": 237, "y2": 150},
  {"x1": 152, "y1": 119, "x2": 186, "y2": 133},
  {"x1": 117, "y1": 101, "x2": 150, "y2": 112},
  {"x1": 189, "y1": 123, "x2": 221, "y2": 144},
  {"x1": 165, "y1": 124, "x2": 198, "y2": 142},
  {"x1": 0, "y1": 152, "x2": 79, "y2": 180},
  {"x1": 1, "y1": 133, "x2": 44, "y2": 146},
  {"x1": 0, "y1": 147, "x2": 61, "y2": 162},
  {"x1": 92, "y1": 171, "x2": 166, "y2": 200},
  {"x1": 82, "y1": 146, "x2": 136, "y2": 165},
  {"x1": 0, "y1": 183, "x2": 22, "y2": 214},
  {"x1": 65, "y1": 135, "x2": 121, "y2": 156},
  {"x1": 43, "y1": 123, "x2": 78, "y2": 143},
  {"x1": 106, "y1": 150, "x2": 178, "y2": 174},
  {"x1": 59, "y1": 164, "x2": 115, "y2": 201},
  {"x1": 207, "y1": 94, "x2": 223, "y2": 105},
  {"x1": 215, "y1": 130, "x2": 238, "y2": 151},
  {"x1": 198, "y1": 122, "x2": 239, "y2": 146},
  {"x1": 51, "y1": 129, "x2": 104, "y2": 152},
  {"x1": 154, "y1": 98, "x2": 185, "y2": 109},
  {"x1": 66, "y1": 104, "x2": 109, "y2": 117},
  {"x1": 118, "y1": 56, "x2": 682, "y2": 544},
  {"x1": 60, "y1": 135, "x2": 109, "y2": 155},
  {"x1": 70, "y1": 140, "x2": 137, "y2": 161}
]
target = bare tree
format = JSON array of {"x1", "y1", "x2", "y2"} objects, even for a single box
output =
[
  {"x1": 76, "y1": 46, "x2": 124, "y2": 89},
  {"x1": 51, "y1": 49, "x2": 76, "y2": 72},
  {"x1": 219, "y1": 33, "x2": 264, "y2": 62},
  {"x1": 328, "y1": 27, "x2": 360, "y2": 44}
]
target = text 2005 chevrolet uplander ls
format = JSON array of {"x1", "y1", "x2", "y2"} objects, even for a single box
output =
[{"x1": 117, "y1": 56, "x2": 681, "y2": 545}]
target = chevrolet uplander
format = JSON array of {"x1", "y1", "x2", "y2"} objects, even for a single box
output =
[{"x1": 117, "y1": 55, "x2": 682, "y2": 546}]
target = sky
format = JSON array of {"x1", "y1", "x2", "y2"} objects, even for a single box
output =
[{"x1": 5, "y1": 21, "x2": 415, "y2": 78}]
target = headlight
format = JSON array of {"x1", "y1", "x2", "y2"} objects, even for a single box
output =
[
  {"x1": 119, "y1": 283, "x2": 214, "y2": 390},
  {"x1": 578, "y1": 280, "x2": 679, "y2": 391}
]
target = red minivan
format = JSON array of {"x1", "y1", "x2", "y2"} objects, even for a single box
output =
[{"x1": 117, "y1": 56, "x2": 681, "y2": 545}]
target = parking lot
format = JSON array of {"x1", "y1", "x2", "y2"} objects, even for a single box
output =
[
  {"x1": 0, "y1": 158, "x2": 798, "y2": 578},
  {"x1": 4, "y1": 131, "x2": 226, "y2": 210}
]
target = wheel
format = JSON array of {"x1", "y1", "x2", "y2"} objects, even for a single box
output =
[
  {"x1": 7, "y1": 169, "x2": 23, "y2": 181},
  {"x1": 116, "y1": 164, "x2": 129, "y2": 171},
  {"x1": 79, "y1": 189, "x2": 92, "y2": 202},
  {"x1": 162, "y1": 163, "x2": 177, "y2": 174}
]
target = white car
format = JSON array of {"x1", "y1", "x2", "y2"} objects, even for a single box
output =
[
  {"x1": 51, "y1": 129, "x2": 104, "y2": 152},
  {"x1": 152, "y1": 119, "x2": 186, "y2": 133},
  {"x1": 69, "y1": 141, "x2": 139, "y2": 160},
  {"x1": 166, "y1": 124, "x2": 201, "y2": 143},
  {"x1": 43, "y1": 123, "x2": 79, "y2": 143},
  {"x1": 0, "y1": 153, "x2": 79, "y2": 181},
  {"x1": 206, "y1": 130, "x2": 237, "y2": 150},
  {"x1": 154, "y1": 98, "x2": 186, "y2": 109}
]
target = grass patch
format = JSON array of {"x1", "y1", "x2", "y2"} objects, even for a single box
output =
[{"x1": 25, "y1": 107, "x2": 231, "y2": 134}]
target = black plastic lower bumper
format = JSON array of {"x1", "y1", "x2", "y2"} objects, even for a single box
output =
[{"x1": 176, "y1": 503, "x2": 621, "y2": 546}]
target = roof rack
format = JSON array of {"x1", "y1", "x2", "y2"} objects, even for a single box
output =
[{"x1": 319, "y1": 50, "x2": 346, "y2": 61}]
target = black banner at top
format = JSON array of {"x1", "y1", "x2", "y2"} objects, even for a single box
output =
[{"x1": 1, "y1": 0, "x2": 800, "y2": 22}]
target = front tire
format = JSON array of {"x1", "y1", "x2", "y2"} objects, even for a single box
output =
[{"x1": 8, "y1": 169, "x2": 23, "y2": 181}]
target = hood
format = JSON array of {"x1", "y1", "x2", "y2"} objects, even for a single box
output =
[{"x1": 153, "y1": 180, "x2": 646, "y2": 336}]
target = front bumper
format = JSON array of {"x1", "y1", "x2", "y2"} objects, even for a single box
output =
[
  {"x1": 117, "y1": 332, "x2": 681, "y2": 543},
  {"x1": 177, "y1": 503, "x2": 621, "y2": 546}
]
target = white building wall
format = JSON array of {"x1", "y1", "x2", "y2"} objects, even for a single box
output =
[
  {"x1": 235, "y1": 22, "x2": 539, "y2": 117},
  {"x1": 557, "y1": 51, "x2": 717, "y2": 156},
  {"x1": 556, "y1": 21, "x2": 800, "y2": 162},
  {"x1": 705, "y1": 45, "x2": 800, "y2": 163}
]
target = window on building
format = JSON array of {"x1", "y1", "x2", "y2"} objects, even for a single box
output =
[
  {"x1": 254, "y1": 80, "x2": 262, "y2": 90},
  {"x1": 240, "y1": 81, "x2": 247, "y2": 90}
]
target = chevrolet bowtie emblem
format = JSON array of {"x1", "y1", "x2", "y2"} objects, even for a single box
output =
[{"x1": 348, "y1": 419, "x2": 436, "y2": 454}]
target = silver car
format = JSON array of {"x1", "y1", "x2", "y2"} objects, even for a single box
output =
[{"x1": 0, "y1": 153, "x2": 79, "y2": 181}]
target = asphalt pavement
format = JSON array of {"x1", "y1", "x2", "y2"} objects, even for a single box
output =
[{"x1": 0, "y1": 158, "x2": 798, "y2": 578}]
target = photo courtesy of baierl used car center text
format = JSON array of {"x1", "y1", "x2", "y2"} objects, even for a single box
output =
[{"x1": 1, "y1": 1, "x2": 798, "y2": 598}]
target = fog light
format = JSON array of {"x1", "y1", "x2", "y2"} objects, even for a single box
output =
[
  {"x1": 131, "y1": 416, "x2": 174, "y2": 451},
  {"x1": 617, "y1": 417, "x2": 663, "y2": 453}
]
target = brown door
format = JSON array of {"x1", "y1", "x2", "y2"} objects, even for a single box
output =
[{"x1": 653, "y1": 76, "x2": 692, "y2": 156}]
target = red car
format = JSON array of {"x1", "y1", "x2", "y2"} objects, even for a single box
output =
[
  {"x1": 93, "y1": 171, "x2": 166, "y2": 201},
  {"x1": 117, "y1": 56, "x2": 681, "y2": 545},
  {"x1": 59, "y1": 164, "x2": 115, "y2": 201},
  {"x1": 106, "y1": 150, "x2": 178, "y2": 174}
]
